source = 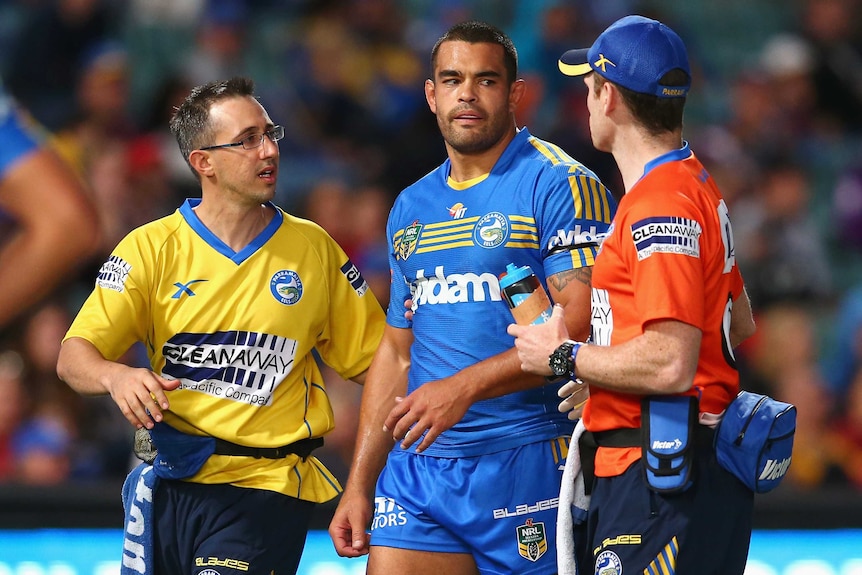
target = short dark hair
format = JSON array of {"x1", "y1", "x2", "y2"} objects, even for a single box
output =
[
  {"x1": 593, "y1": 69, "x2": 688, "y2": 135},
  {"x1": 430, "y1": 21, "x2": 518, "y2": 84},
  {"x1": 169, "y1": 76, "x2": 257, "y2": 177}
]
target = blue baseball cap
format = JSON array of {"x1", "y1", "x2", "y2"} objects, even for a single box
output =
[{"x1": 558, "y1": 15, "x2": 691, "y2": 98}]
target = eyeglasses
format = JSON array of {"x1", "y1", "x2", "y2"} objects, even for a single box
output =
[{"x1": 199, "y1": 125, "x2": 285, "y2": 151}]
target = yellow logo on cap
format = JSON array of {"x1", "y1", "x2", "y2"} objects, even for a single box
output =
[{"x1": 593, "y1": 54, "x2": 616, "y2": 72}]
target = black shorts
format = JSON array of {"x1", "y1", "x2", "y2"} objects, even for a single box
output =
[
  {"x1": 154, "y1": 479, "x2": 316, "y2": 575},
  {"x1": 584, "y1": 446, "x2": 754, "y2": 575}
]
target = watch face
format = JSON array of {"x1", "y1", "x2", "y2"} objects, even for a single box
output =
[{"x1": 550, "y1": 343, "x2": 574, "y2": 377}]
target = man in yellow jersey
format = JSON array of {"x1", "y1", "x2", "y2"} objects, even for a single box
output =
[{"x1": 57, "y1": 77, "x2": 386, "y2": 575}]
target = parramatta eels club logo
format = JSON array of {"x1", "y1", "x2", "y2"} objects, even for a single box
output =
[
  {"x1": 394, "y1": 220, "x2": 422, "y2": 261},
  {"x1": 474, "y1": 211, "x2": 509, "y2": 249},
  {"x1": 270, "y1": 270, "x2": 303, "y2": 305}
]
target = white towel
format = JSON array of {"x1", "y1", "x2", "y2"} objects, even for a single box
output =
[
  {"x1": 121, "y1": 462, "x2": 159, "y2": 575},
  {"x1": 557, "y1": 419, "x2": 591, "y2": 575}
]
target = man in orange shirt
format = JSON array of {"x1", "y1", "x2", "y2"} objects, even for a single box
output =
[{"x1": 508, "y1": 15, "x2": 757, "y2": 575}]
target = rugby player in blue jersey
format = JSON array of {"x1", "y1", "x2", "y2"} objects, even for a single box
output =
[{"x1": 329, "y1": 21, "x2": 616, "y2": 575}]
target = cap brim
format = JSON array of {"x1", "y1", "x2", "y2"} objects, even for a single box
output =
[{"x1": 558, "y1": 48, "x2": 592, "y2": 76}]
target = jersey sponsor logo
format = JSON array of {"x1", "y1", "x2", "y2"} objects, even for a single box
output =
[
  {"x1": 595, "y1": 549, "x2": 622, "y2": 575},
  {"x1": 631, "y1": 216, "x2": 702, "y2": 261},
  {"x1": 590, "y1": 288, "x2": 612, "y2": 347},
  {"x1": 473, "y1": 211, "x2": 509, "y2": 249},
  {"x1": 493, "y1": 497, "x2": 559, "y2": 519},
  {"x1": 547, "y1": 225, "x2": 602, "y2": 252},
  {"x1": 411, "y1": 266, "x2": 502, "y2": 307},
  {"x1": 162, "y1": 331, "x2": 297, "y2": 407},
  {"x1": 269, "y1": 270, "x2": 303, "y2": 305},
  {"x1": 96, "y1": 254, "x2": 132, "y2": 293},
  {"x1": 448, "y1": 202, "x2": 467, "y2": 219},
  {"x1": 371, "y1": 496, "x2": 408, "y2": 530},
  {"x1": 517, "y1": 519, "x2": 547, "y2": 562},
  {"x1": 340, "y1": 260, "x2": 369, "y2": 296},
  {"x1": 196, "y1": 556, "x2": 250, "y2": 571},
  {"x1": 171, "y1": 279, "x2": 207, "y2": 299},
  {"x1": 198, "y1": 570, "x2": 221, "y2": 575},
  {"x1": 394, "y1": 220, "x2": 422, "y2": 260}
]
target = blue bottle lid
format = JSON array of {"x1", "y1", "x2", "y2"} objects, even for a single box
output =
[{"x1": 499, "y1": 263, "x2": 533, "y2": 289}]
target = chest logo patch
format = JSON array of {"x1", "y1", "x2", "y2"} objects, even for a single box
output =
[
  {"x1": 270, "y1": 270, "x2": 303, "y2": 305},
  {"x1": 96, "y1": 254, "x2": 132, "y2": 293},
  {"x1": 473, "y1": 212, "x2": 509, "y2": 249},
  {"x1": 631, "y1": 215, "x2": 701, "y2": 261},
  {"x1": 394, "y1": 220, "x2": 422, "y2": 261}
]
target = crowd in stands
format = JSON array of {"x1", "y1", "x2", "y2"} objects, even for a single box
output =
[{"x1": 1, "y1": 0, "x2": 861, "y2": 496}]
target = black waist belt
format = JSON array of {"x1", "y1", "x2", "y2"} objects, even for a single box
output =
[
  {"x1": 579, "y1": 425, "x2": 715, "y2": 496},
  {"x1": 213, "y1": 437, "x2": 324, "y2": 460},
  {"x1": 592, "y1": 424, "x2": 715, "y2": 448}
]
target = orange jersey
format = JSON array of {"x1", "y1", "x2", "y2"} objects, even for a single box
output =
[{"x1": 584, "y1": 145, "x2": 744, "y2": 476}]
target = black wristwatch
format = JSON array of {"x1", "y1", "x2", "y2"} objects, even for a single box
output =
[{"x1": 548, "y1": 340, "x2": 582, "y2": 379}]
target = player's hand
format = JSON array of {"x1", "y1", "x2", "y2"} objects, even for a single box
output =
[
  {"x1": 558, "y1": 379, "x2": 589, "y2": 420},
  {"x1": 106, "y1": 367, "x2": 181, "y2": 429},
  {"x1": 507, "y1": 304, "x2": 570, "y2": 376},
  {"x1": 404, "y1": 297, "x2": 414, "y2": 322},
  {"x1": 328, "y1": 489, "x2": 372, "y2": 557},
  {"x1": 384, "y1": 378, "x2": 469, "y2": 453}
]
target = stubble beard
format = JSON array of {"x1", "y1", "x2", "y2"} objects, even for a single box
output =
[{"x1": 438, "y1": 113, "x2": 508, "y2": 155}]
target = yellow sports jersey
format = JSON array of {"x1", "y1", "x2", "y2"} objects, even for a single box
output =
[{"x1": 65, "y1": 199, "x2": 385, "y2": 502}]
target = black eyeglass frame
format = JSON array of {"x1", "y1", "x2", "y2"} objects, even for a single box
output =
[{"x1": 199, "y1": 125, "x2": 285, "y2": 151}]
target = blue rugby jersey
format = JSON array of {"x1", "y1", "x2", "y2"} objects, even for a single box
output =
[{"x1": 386, "y1": 128, "x2": 616, "y2": 457}]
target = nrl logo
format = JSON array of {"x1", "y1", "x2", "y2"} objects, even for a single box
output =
[
  {"x1": 516, "y1": 519, "x2": 547, "y2": 562},
  {"x1": 394, "y1": 220, "x2": 422, "y2": 261}
]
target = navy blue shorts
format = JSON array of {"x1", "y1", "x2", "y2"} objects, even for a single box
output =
[
  {"x1": 584, "y1": 444, "x2": 754, "y2": 575},
  {"x1": 154, "y1": 479, "x2": 316, "y2": 575}
]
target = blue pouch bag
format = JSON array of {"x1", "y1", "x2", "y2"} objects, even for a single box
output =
[
  {"x1": 714, "y1": 391, "x2": 796, "y2": 493},
  {"x1": 641, "y1": 395, "x2": 698, "y2": 493},
  {"x1": 149, "y1": 422, "x2": 216, "y2": 480}
]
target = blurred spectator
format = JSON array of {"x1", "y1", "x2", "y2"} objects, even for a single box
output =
[
  {"x1": 826, "y1": 364, "x2": 862, "y2": 489},
  {"x1": 733, "y1": 156, "x2": 832, "y2": 308},
  {"x1": 5, "y1": 0, "x2": 116, "y2": 131},
  {"x1": 349, "y1": 184, "x2": 393, "y2": 309},
  {"x1": 13, "y1": 390, "x2": 75, "y2": 486},
  {"x1": 832, "y1": 163, "x2": 862, "y2": 253},
  {"x1": 182, "y1": 0, "x2": 250, "y2": 86},
  {"x1": 822, "y1": 284, "x2": 862, "y2": 396},
  {"x1": 799, "y1": 0, "x2": 862, "y2": 133},
  {"x1": 0, "y1": 351, "x2": 28, "y2": 481},
  {"x1": 52, "y1": 40, "x2": 177, "y2": 258},
  {"x1": 745, "y1": 304, "x2": 840, "y2": 490},
  {"x1": 758, "y1": 33, "x2": 819, "y2": 151}
]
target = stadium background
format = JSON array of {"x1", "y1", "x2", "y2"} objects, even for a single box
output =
[{"x1": 1, "y1": 0, "x2": 861, "y2": 572}]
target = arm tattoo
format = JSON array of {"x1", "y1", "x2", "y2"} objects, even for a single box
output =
[{"x1": 548, "y1": 267, "x2": 592, "y2": 292}]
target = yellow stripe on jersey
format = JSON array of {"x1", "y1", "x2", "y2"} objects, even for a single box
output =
[
  {"x1": 550, "y1": 436, "x2": 570, "y2": 467},
  {"x1": 423, "y1": 218, "x2": 481, "y2": 231},
  {"x1": 644, "y1": 536, "x2": 679, "y2": 575},
  {"x1": 529, "y1": 136, "x2": 568, "y2": 165},
  {"x1": 417, "y1": 241, "x2": 477, "y2": 253}
]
